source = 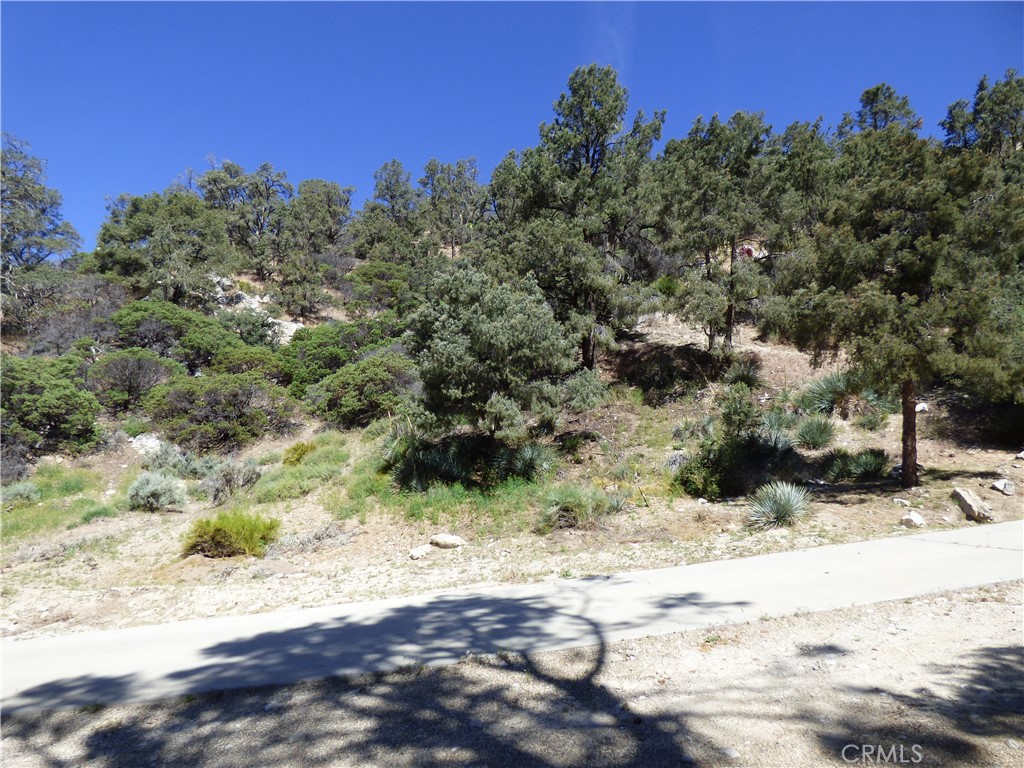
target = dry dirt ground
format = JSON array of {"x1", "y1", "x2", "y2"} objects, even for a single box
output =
[{"x1": 3, "y1": 581, "x2": 1021, "y2": 768}]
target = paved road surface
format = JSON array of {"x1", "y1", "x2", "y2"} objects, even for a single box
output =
[{"x1": 3, "y1": 521, "x2": 1021, "y2": 713}]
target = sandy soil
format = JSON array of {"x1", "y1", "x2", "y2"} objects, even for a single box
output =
[{"x1": 3, "y1": 581, "x2": 1021, "y2": 767}]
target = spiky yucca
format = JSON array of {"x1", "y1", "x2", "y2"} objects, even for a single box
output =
[
  {"x1": 746, "y1": 481, "x2": 811, "y2": 530},
  {"x1": 795, "y1": 414, "x2": 837, "y2": 449}
]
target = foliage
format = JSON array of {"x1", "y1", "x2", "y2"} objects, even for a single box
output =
[
  {"x1": 283, "y1": 313, "x2": 405, "y2": 396},
  {"x1": 1, "y1": 353, "x2": 102, "y2": 453},
  {"x1": 794, "y1": 414, "x2": 838, "y2": 449},
  {"x1": 406, "y1": 265, "x2": 575, "y2": 440},
  {"x1": 274, "y1": 254, "x2": 329, "y2": 320},
  {"x1": 182, "y1": 510, "x2": 280, "y2": 558},
  {"x1": 822, "y1": 448, "x2": 890, "y2": 482},
  {"x1": 141, "y1": 443, "x2": 218, "y2": 479},
  {"x1": 305, "y1": 352, "x2": 417, "y2": 428},
  {"x1": 208, "y1": 345, "x2": 289, "y2": 385},
  {"x1": 561, "y1": 368, "x2": 608, "y2": 413},
  {"x1": 536, "y1": 484, "x2": 614, "y2": 534},
  {"x1": 2, "y1": 481, "x2": 40, "y2": 506},
  {"x1": 283, "y1": 441, "x2": 316, "y2": 466},
  {"x1": 0, "y1": 465, "x2": 112, "y2": 537},
  {"x1": 218, "y1": 307, "x2": 281, "y2": 348},
  {"x1": 145, "y1": 372, "x2": 296, "y2": 451},
  {"x1": 94, "y1": 190, "x2": 235, "y2": 307},
  {"x1": 87, "y1": 348, "x2": 185, "y2": 409},
  {"x1": 723, "y1": 353, "x2": 764, "y2": 388},
  {"x1": 250, "y1": 442, "x2": 349, "y2": 502},
  {"x1": 797, "y1": 372, "x2": 857, "y2": 416},
  {"x1": 746, "y1": 481, "x2": 810, "y2": 530},
  {"x1": 111, "y1": 300, "x2": 242, "y2": 371},
  {"x1": 127, "y1": 471, "x2": 186, "y2": 511},
  {"x1": 1, "y1": 133, "x2": 81, "y2": 277},
  {"x1": 197, "y1": 458, "x2": 262, "y2": 505}
]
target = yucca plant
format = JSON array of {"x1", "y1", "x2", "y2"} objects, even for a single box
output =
[
  {"x1": 746, "y1": 481, "x2": 810, "y2": 530},
  {"x1": 848, "y1": 448, "x2": 890, "y2": 480},
  {"x1": 799, "y1": 372, "x2": 854, "y2": 415},
  {"x1": 494, "y1": 442, "x2": 554, "y2": 482},
  {"x1": 795, "y1": 414, "x2": 837, "y2": 449},
  {"x1": 723, "y1": 355, "x2": 764, "y2": 388},
  {"x1": 821, "y1": 448, "x2": 853, "y2": 482}
]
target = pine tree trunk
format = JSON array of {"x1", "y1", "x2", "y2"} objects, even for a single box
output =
[
  {"x1": 901, "y1": 378, "x2": 919, "y2": 489},
  {"x1": 725, "y1": 238, "x2": 736, "y2": 349},
  {"x1": 582, "y1": 329, "x2": 597, "y2": 371}
]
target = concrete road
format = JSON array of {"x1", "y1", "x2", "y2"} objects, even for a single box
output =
[{"x1": 3, "y1": 521, "x2": 1021, "y2": 714}]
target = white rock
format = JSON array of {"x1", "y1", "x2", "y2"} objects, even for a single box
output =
[
  {"x1": 697, "y1": 498, "x2": 710, "y2": 505},
  {"x1": 409, "y1": 545, "x2": 431, "y2": 560},
  {"x1": 1016, "y1": 450, "x2": 1024, "y2": 460},
  {"x1": 991, "y1": 479, "x2": 1016, "y2": 496},
  {"x1": 128, "y1": 433, "x2": 167, "y2": 456},
  {"x1": 893, "y1": 498, "x2": 911, "y2": 507},
  {"x1": 269, "y1": 318, "x2": 304, "y2": 344},
  {"x1": 915, "y1": 402, "x2": 929, "y2": 413},
  {"x1": 901, "y1": 511, "x2": 926, "y2": 528},
  {"x1": 721, "y1": 747, "x2": 741, "y2": 760},
  {"x1": 430, "y1": 534, "x2": 468, "y2": 549},
  {"x1": 951, "y1": 487, "x2": 994, "y2": 523}
]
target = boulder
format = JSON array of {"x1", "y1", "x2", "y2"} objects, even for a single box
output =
[
  {"x1": 951, "y1": 487, "x2": 994, "y2": 523},
  {"x1": 409, "y1": 545, "x2": 431, "y2": 560},
  {"x1": 893, "y1": 498, "x2": 911, "y2": 507},
  {"x1": 430, "y1": 533, "x2": 468, "y2": 549},
  {"x1": 900, "y1": 511, "x2": 926, "y2": 528},
  {"x1": 991, "y1": 479, "x2": 1016, "y2": 496},
  {"x1": 915, "y1": 402, "x2": 929, "y2": 413}
]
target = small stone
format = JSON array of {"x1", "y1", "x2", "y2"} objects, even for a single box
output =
[
  {"x1": 1016, "y1": 450, "x2": 1024, "y2": 460},
  {"x1": 893, "y1": 498, "x2": 911, "y2": 507},
  {"x1": 901, "y1": 512, "x2": 926, "y2": 528},
  {"x1": 1007, "y1": 738, "x2": 1021, "y2": 750},
  {"x1": 915, "y1": 402, "x2": 929, "y2": 413},
  {"x1": 697, "y1": 498, "x2": 710, "y2": 505},
  {"x1": 721, "y1": 747, "x2": 741, "y2": 760},
  {"x1": 430, "y1": 534, "x2": 468, "y2": 549},
  {"x1": 991, "y1": 479, "x2": 1016, "y2": 496},
  {"x1": 409, "y1": 545, "x2": 431, "y2": 560}
]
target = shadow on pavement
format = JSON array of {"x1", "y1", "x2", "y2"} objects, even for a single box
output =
[{"x1": 3, "y1": 590, "x2": 755, "y2": 767}]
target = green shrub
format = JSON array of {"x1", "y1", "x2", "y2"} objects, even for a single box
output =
[
  {"x1": 305, "y1": 353, "x2": 416, "y2": 428},
  {"x1": 122, "y1": 417, "x2": 149, "y2": 438},
  {"x1": 1, "y1": 353, "x2": 102, "y2": 453},
  {"x1": 746, "y1": 481, "x2": 810, "y2": 530},
  {"x1": 87, "y1": 348, "x2": 185, "y2": 409},
  {"x1": 250, "y1": 436, "x2": 350, "y2": 503},
  {"x1": 283, "y1": 441, "x2": 317, "y2": 466},
  {"x1": 795, "y1": 414, "x2": 837, "y2": 449},
  {"x1": 209, "y1": 345, "x2": 290, "y2": 385},
  {"x1": 182, "y1": 511, "x2": 280, "y2": 558},
  {"x1": 127, "y1": 472, "x2": 186, "y2": 511},
  {"x1": 2, "y1": 481, "x2": 41, "y2": 507},
  {"x1": 145, "y1": 373, "x2": 296, "y2": 451},
  {"x1": 217, "y1": 307, "x2": 281, "y2": 348},
  {"x1": 537, "y1": 485, "x2": 613, "y2": 534},
  {"x1": 562, "y1": 369, "x2": 608, "y2": 412},
  {"x1": 822, "y1": 448, "x2": 853, "y2": 483},
  {"x1": 142, "y1": 444, "x2": 218, "y2": 479}
]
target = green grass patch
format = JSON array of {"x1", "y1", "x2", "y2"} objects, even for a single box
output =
[
  {"x1": 250, "y1": 432, "x2": 350, "y2": 503},
  {"x1": 2, "y1": 465, "x2": 108, "y2": 538}
]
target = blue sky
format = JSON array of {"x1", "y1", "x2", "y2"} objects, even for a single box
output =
[{"x1": 3, "y1": 2, "x2": 1022, "y2": 251}]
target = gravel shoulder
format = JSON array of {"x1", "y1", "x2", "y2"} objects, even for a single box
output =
[{"x1": 4, "y1": 581, "x2": 1021, "y2": 767}]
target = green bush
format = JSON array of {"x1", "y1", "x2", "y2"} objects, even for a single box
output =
[
  {"x1": 182, "y1": 511, "x2": 280, "y2": 558},
  {"x1": 305, "y1": 353, "x2": 416, "y2": 427},
  {"x1": 537, "y1": 485, "x2": 613, "y2": 534},
  {"x1": 854, "y1": 410, "x2": 888, "y2": 431},
  {"x1": 795, "y1": 414, "x2": 837, "y2": 449},
  {"x1": 87, "y1": 348, "x2": 185, "y2": 409},
  {"x1": 283, "y1": 441, "x2": 317, "y2": 466},
  {"x1": 142, "y1": 443, "x2": 218, "y2": 479},
  {"x1": 746, "y1": 481, "x2": 810, "y2": 530},
  {"x1": 217, "y1": 308, "x2": 281, "y2": 348},
  {"x1": 127, "y1": 471, "x2": 186, "y2": 511},
  {"x1": 208, "y1": 345, "x2": 290, "y2": 385},
  {"x1": 250, "y1": 435, "x2": 350, "y2": 502},
  {"x1": 1, "y1": 353, "x2": 102, "y2": 453},
  {"x1": 493, "y1": 443, "x2": 555, "y2": 483},
  {"x1": 145, "y1": 373, "x2": 296, "y2": 451},
  {"x1": 122, "y1": 417, "x2": 149, "y2": 438},
  {"x1": 562, "y1": 369, "x2": 608, "y2": 412}
]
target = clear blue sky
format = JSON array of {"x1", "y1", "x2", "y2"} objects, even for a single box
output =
[{"x1": 3, "y1": 2, "x2": 1022, "y2": 251}]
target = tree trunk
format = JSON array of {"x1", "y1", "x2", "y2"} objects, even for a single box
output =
[
  {"x1": 582, "y1": 329, "x2": 597, "y2": 371},
  {"x1": 725, "y1": 238, "x2": 736, "y2": 349},
  {"x1": 900, "y1": 378, "x2": 919, "y2": 488}
]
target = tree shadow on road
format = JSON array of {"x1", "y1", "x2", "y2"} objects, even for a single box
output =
[{"x1": 4, "y1": 589, "x2": 754, "y2": 767}]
